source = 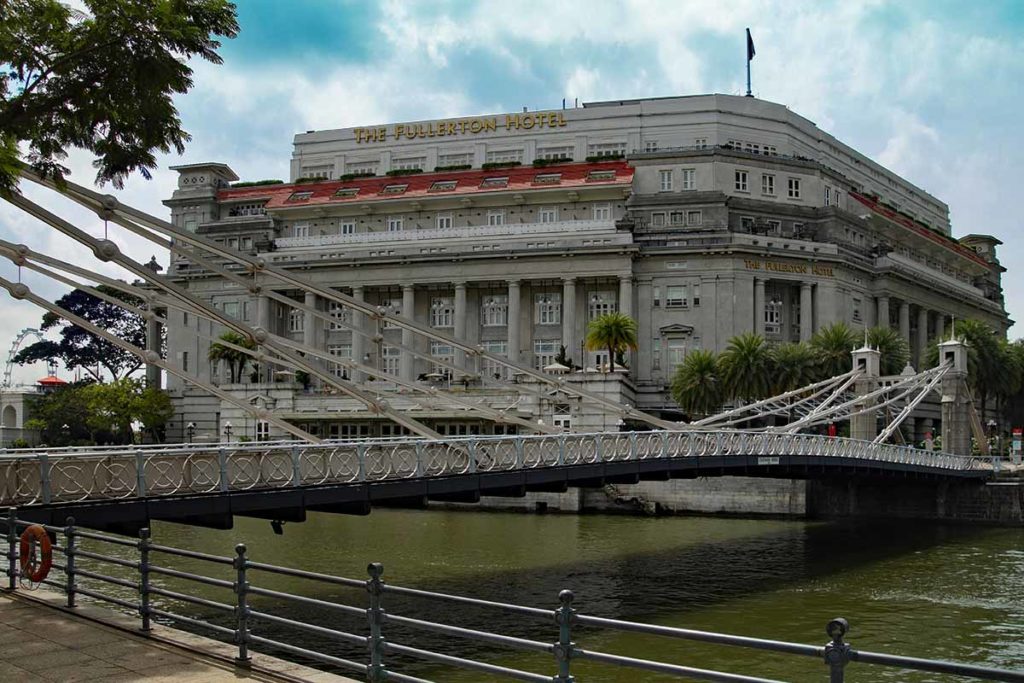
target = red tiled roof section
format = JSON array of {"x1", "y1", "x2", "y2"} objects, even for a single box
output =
[
  {"x1": 849, "y1": 192, "x2": 990, "y2": 269},
  {"x1": 218, "y1": 161, "x2": 633, "y2": 208}
]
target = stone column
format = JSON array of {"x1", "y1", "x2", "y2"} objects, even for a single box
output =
[
  {"x1": 350, "y1": 286, "x2": 365, "y2": 383},
  {"x1": 933, "y1": 311, "x2": 946, "y2": 343},
  {"x1": 899, "y1": 301, "x2": 911, "y2": 347},
  {"x1": 877, "y1": 296, "x2": 890, "y2": 329},
  {"x1": 256, "y1": 294, "x2": 271, "y2": 382},
  {"x1": 754, "y1": 278, "x2": 766, "y2": 336},
  {"x1": 618, "y1": 275, "x2": 633, "y2": 318},
  {"x1": 851, "y1": 346, "x2": 881, "y2": 441},
  {"x1": 507, "y1": 280, "x2": 521, "y2": 365},
  {"x1": 562, "y1": 277, "x2": 577, "y2": 366},
  {"x1": 799, "y1": 283, "x2": 813, "y2": 341},
  {"x1": 916, "y1": 306, "x2": 930, "y2": 368},
  {"x1": 401, "y1": 285, "x2": 416, "y2": 380},
  {"x1": 145, "y1": 312, "x2": 162, "y2": 389},
  {"x1": 303, "y1": 292, "x2": 317, "y2": 349},
  {"x1": 815, "y1": 281, "x2": 838, "y2": 329},
  {"x1": 454, "y1": 282, "x2": 467, "y2": 373}
]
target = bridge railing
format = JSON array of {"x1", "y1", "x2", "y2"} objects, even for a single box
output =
[
  {"x1": 3, "y1": 512, "x2": 1021, "y2": 683},
  {"x1": 0, "y1": 431, "x2": 979, "y2": 506}
]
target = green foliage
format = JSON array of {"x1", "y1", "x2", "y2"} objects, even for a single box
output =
[
  {"x1": 14, "y1": 285, "x2": 151, "y2": 380},
  {"x1": 0, "y1": 0, "x2": 239, "y2": 192},
  {"x1": 532, "y1": 157, "x2": 572, "y2": 167},
  {"x1": 385, "y1": 168, "x2": 424, "y2": 176},
  {"x1": 208, "y1": 331, "x2": 256, "y2": 383},
  {"x1": 718, "y1": 332, "x2": 774, "y2": 402},
  {"x1": 338, "y1": 171, "x2": 377, "y2": 181},
  {"x1": 9, "y1": 438, "x2": 31, "y2": 449},
  {"x1": 231, "y1": 179, "x2": 283, "y2": 188},
  {"x1": 481, "y1": 161, "x2": 521, "y2": 170},
  {"x1": 670, "y1": 349, "x2": 722, "y2": 417},
  {"x1": 433, "y1": 164, "x2": 472, "y2": 172},
  {"x1": 809, "y1": 322, "x2": 858, "y2": 378},
  {"x1": 585, "y1": 154, "x2": 625, "y2": 162},
  {"x1": 927, "y1": 319, "x2": 1012, "y2": 420},
  {"x1": 585, "y1": 313, "x2": 638, "y2": 373},
  {"x1": 866, "y1": 326, "x2": 909, "y2": 375},
  {"x1": 27, "y1": 378, "x2": 172, "y2": 445},
  {"x1": 553, "y1": 345, "x2": 575, "y2": 371},
  {"x1": 771, "y1": 342, "x2": 818, "y2": 394}
]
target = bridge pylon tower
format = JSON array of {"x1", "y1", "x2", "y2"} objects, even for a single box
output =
[
  {"x1": 938, "y1": 338, "x2": 971, "y2": 456},
  {"x1": 850, "y1": 345, "x2": 881, "y2": 441}
]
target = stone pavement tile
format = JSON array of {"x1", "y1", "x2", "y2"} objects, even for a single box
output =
[
  {"x1": 77, "y1": 639, "x2": 152, "y2": 661},
  {"x1": 129, "y1": 659, "x2": 238, "y2": 681},
  {"x1": 59, "y1": 625, "x2": 128, "y2": 649},
  {"x1": 28, "y1": 647, "x2": 100, "y2": 670},
  {"x1": 0, "y1": 662, "x2": 48, "y2": 682},
  {"x1": 0, "y1": 637, "x2": 64, "y2": 659},
  {"x1": 106, "y1": 646, "x2": 195, "y2": 672},
  {"x1": 37, "y1": 659, "x2": 130, "y2": 682}
]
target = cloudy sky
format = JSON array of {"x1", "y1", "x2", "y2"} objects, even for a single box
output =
[{"x1": 2, "y1": 0, "x2": 1022, "y2": 384}]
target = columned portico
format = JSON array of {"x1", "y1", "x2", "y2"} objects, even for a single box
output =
[
  {"x1": 145, "y1": 312, "x2": 162, "y2": 388},
  {"x1": 400, "y1": 285, "x2": 415, "y2": 380},
  {"x1": 454, "y1": 282, "x2": 467, "y2": 372},
  {"x1": 877, "y1": 296, "x2": 890, "y2": 329},
  {"x1": 754, "y1": 278, "x2": 766, "y2": 336},
  {"x1": 303, "y1": 292, "x2": 318, "y2": 374},
  {"x1": 562, "y1": 277, "x2": 576, "y2": 365},
  {"x1": 351, "y1": 286, "x2": 365, "y2": 383},
  {"x1": 507, "y1": 280, "x2": 521, "y2": 365},
  {"x1": 799, "y1": 283, "x2": 813, "y2": 341},
  {"x1": 899, "y1": 301, "x2": 911, "y2": 346},
  {"x1": 618, "y1": 275, "x2": 633, "y2": 318},
  {"x1": 916, "y1": 306, "x2": 930, "y2": 366},
  {"x1": 933, "y1": 312, "x2": 946, "y2": 344}
]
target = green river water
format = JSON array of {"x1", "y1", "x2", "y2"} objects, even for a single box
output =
[{"x1": 77, "y1": 509, "x2": 1024, "y2": 682}]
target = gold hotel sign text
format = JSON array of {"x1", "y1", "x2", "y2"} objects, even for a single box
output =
[
  {"x1": 354, "y1": 111, "x2": 569, "y2": 143},
  {"x1": 744, "y1": 259, "x2": 834, "y2": 277}
]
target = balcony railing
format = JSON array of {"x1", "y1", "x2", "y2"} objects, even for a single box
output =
[{"x1": 275, "y1": 219, "x2": 617, "y2": 249}]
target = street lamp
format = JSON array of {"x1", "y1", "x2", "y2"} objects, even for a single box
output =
[
  {"x1": 223, "y1": 420, "x2": 233, "y2": 442},
  {"x1": 186, "y1": 422, "x2": 196, "y2": 444}
]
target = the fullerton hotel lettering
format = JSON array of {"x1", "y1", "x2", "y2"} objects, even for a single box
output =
[
  {"x1": 744, "y1": 259, "x2": 834, "y2": 277},
  {"x1": 354, "y1": 111, "x2": 569, "y2": 143}
]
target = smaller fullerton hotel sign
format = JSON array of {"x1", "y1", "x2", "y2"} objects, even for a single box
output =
[
  {"x1": 743, "y1": 259, "x2": 834, "y2": 277},
  {"x1": 354, "y1": 111, "x2": 570, "y2": 143}
]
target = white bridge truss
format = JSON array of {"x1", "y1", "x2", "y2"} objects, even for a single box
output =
[{"x1": 0, "y1": 169, "x2": 975, "y2": 454}]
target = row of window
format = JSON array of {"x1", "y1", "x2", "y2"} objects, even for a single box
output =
[
  {"x1": 289, "y1": 204, "x2": 614, "y2": 237},
  {"x1": 734, "y1": 170, "x2": 802, "y2": 199},
  {"x1": 650, "y1": 210, "x2": 702, "y2": 228}
]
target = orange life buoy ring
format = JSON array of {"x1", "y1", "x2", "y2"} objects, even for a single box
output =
[{"x1": 19, "y1": 524, "x2": 52, "y2": 583}]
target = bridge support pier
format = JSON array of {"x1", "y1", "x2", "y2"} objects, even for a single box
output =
[
  {"x1": 938, "y1": 339, "x2": 971, "y2": 456},
  {"x1": 850, "y1": 345, "x2": 880, "y2": 442}
]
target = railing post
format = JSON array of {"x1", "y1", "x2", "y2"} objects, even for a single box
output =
[
  {"x1": 366, "y1": 562, "x2": 386, "y2": 682},
  {"x1": 515, "y1": 437, "x2": 524, "y2": 469},
  {"x1": 823, "y1": 617, "x2": 851, "y2": 682},
  {"x1": 39, "y1": 453, "x2": 51, "y2": 505},
  {"x1": 234, "y1": 543, "x2": 250, "y2": 664},
  {"x1": 64, "y1": 516, "x2": 76, "y2": 607},
  {"x1": 138, "y1": 528, "x2": 151, "y2": 632},
  {"x1": 6, "y1": 507, "x2": 17, "y2": 589},
  {"x1": 218, "y1": 447, "x2": 229, "y2": 492},
  {"x1": 135, "y1": 449, "x2": 146, "y2": 498},
  {"x1": 554, "y1": 589, "x2": 576, "y2": 682},
  {"x1": 290, "y1": 445, "x2": 301, "y2": 486},
  {"x1": 357, "y1": 445, "x2": 367, "y2": 482}
]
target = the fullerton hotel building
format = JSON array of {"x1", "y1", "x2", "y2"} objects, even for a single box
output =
[{"x1": 163, "y1": 94, "x2": 1008, "y2": 442}]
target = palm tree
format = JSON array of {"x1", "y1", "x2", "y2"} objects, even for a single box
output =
[
  {"x1": 810, "y1": 322, "x2": 858, "y2": 379},
  {"x1": 925, "y1": 318, "x2": 1005, "y2": 422},
  {"x1": 670, "y1": 349, "x2": 722, "y2": 418},
  {"x1": 585, "y1": 313, "x2": 638, "y2": 373},
  {"x1": 718, "y1": 332, "x2": 773, "y2": 402},
  {"x1": 208, "y1": 331, "x2": 256, "y2": 383},
  {"x1": 771, "y1": 342, "x2": 817, "y2": 394},
  {"x1": 866, "y1": 326, "x2": 910, "y2": 375}
]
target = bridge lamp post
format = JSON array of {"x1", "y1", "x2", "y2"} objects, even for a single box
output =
[
  {"x1": 186, "y1": 422, "x2": 196, "y2": 444},
  {"x1": 987, "y1": 419, "x2": 998, "y2": 457},
  {"x1": 223, "y1": 421, "x2": 233, "y2": 443}
]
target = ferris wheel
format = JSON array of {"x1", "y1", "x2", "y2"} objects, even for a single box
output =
[{"x1": 2, "y1": 328, "x2": 53, "y2": 388}]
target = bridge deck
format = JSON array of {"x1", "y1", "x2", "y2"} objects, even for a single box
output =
[{"x1": 0, "y1": 590, "x2": 357, "y2": 682}]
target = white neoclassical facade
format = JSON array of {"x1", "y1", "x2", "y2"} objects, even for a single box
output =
[{"x1": 162, "y1": 94, "x2": 1008, "y2": 442}]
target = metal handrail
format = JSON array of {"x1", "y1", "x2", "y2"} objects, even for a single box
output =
[
  {"x1": 0, "y1": 430, "x2": 981, "y2": 508},
  {"x1": 3, "y1": 509, "x2": 1023, "y2": 683}
]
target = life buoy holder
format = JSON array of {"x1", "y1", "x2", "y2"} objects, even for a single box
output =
[{"x1": 19, "y1": 524, "x2": 52, "y2": 583}]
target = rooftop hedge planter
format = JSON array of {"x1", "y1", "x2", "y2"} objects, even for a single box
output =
[
  {"x1": 338, "y1": 171, "x2": 377, "y2": 182},
  {"x1": 532, "y1": 157, "x2": 573, "y2": 167},
  {"x1": 433, "y1": 164, "x2": 473, "y2": 172},
  {"x1": 481, "y1": 161, "x2": 522, "y2": 170},
  {"x1": 584, "y1": 153, "x2": 624, "y2": 162},
  {"x1": 231, "y1": 179, "x2": 284, "y2": 188},
  {"x1": 386, "y1": 168, "x2": 425, "y2": 177}
]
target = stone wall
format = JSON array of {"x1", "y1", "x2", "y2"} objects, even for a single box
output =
[{"x1": 807, "y1": 477, "x2": 1024, "y2": 524}]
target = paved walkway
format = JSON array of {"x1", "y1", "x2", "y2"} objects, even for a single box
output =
[{"x1": 0, "y1": 591, "x2": 360, "y2": 682}]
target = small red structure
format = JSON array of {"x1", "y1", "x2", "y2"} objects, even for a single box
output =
[{"x1": 36, "y1": 375, "x2": 67, "y2": 389}]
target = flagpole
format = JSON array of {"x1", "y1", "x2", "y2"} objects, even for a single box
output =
[
  {"x1": 746, "y1": 56, "x2": 751, "y2": 97},
  {"x1": 745, "y1": 27, "x2": 754, "y2": 97}
]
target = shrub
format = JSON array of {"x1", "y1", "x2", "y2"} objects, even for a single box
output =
[
  {"x1": 231, "y1": 179, "x2": 284, "y2": 188},
  {"x1": 385, "y1": 168, "x2": 424, "y2": 177},
  {"x1": 433, "y1": 164, "x2": 472, "y2": 172},
  {"x1": 481, "y1": 161, "x2": 522, "y2": 170}
]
